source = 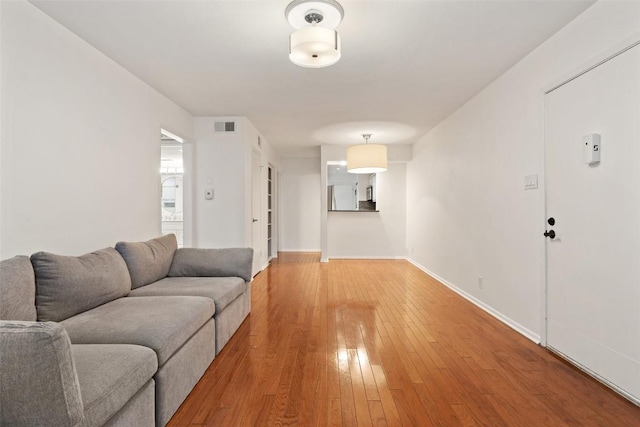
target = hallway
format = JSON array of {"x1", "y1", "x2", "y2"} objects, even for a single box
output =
[{"x1": 169, "y1": 253, "x2": 640, "y2": 426}]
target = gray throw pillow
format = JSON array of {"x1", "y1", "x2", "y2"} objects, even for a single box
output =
[
  {"x1": 31, "y1": 248, "x2": 131, "y2": 322},
  {"x1": 115, "y1": 234, "x2": 177, "y2": 289},
  {"x1": 0, "y1": 256, "x2": 37, "y2": 321},
  {"x1": 168, "y1": 248, "x2": 253, "y2": 282}
]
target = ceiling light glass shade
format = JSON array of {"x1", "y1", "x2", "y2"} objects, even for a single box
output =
[
  {"x1": 289, "y1": 26, "x2": 341, "y2": 68},
  {"x1": 347, "y1": 144, "x2": 388, "y2": 173}
]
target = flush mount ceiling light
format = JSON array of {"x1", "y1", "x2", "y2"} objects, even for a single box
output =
[
  {"x1": 285, "y1": 0, "x2": 344, "y2": 68},
  {"x1": 347, "y1": 134, "x2": 388, "y2": 174}
]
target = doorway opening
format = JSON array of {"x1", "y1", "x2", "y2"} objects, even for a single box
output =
[{"x1": 160, "y1": 129, "x2": 184, "y2": 247}]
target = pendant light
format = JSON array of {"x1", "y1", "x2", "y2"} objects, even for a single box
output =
[{"x1": 347, "y1": 134, "x2": 388, "y2": 174}]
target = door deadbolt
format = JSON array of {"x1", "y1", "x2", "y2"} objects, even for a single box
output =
[{"x1": 548, "y1": 217, "x2": 555, "y2": 226}]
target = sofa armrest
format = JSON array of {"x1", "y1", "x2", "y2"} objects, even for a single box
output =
[
  {"x1": 0, "y1": 321, "x2": 84, "y2": 427},
  {"x1": 168, "y1": 248, "x2": 254, "y2": 282}
]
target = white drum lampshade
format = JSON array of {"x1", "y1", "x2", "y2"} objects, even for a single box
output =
[
  {"x1": 347, "y1": 144, "x2": 388, "y2": 174},
  {"x1": 289, "y1": 26, "x2": 341, "y2": 68}
]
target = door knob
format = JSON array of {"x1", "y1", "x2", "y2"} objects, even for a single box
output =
[
  {"x1": 252, "y1": 218, "x2": 258, "y2": 223},
  {"x1": 544, "y1": 230, "x2": 556, "y2": 239}
]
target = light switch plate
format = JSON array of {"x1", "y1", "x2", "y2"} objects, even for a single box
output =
[{"x1": 524, "y1": 174, "x2": 538, "y2": 190}]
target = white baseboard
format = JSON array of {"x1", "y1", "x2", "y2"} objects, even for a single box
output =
[
  {"x1": 279, "y1": 249, "x2": 321, "y2": 253},
  {"x1": 407, "y1": 258, "x2": 541, "y2": 344},
  {"x1": 328, "y1": 255, "x2": 406, "y2": 260}
]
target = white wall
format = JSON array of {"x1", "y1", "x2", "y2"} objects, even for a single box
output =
[
  {"x1": 406, "y1": 1, "x2": 640, "y2": 341},
  {"x1": 328, "y1": 163, "x2": 406, "y2": 259},
  {"x1": 0, "y1": 0, "x2": 3, "y2": 251},
  {"x1": 193, "y1": 117, "x2": 247, "y2": 249},
  {"x1": 0, "y1": 1, "x2": 193, "y2": 258},
  {"x1": 280, "y1": 157, "x2": 321, "y2": 251},
  {"x1": 193, "y1": 117, "x2": 280, "y2": 270}
]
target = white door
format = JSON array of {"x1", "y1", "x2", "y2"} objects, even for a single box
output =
[
  {"x1": 545, "y1": 44, "x2": 640, "y2": 403},
  {"x1": 251, "y1": 150, "x2": 262, "y2": 276}
]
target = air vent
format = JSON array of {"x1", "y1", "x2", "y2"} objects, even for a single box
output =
[{"x1": 214, "y1": 121, "x2": 235, "y2": 133}]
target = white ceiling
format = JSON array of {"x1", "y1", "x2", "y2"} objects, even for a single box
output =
[{"x1": 32, "y1": 0, "x2": 594, "y2": 157}]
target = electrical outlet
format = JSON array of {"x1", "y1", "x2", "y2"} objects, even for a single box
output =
[{"x1": 478, "y1": 276, "x2": 484, "y2": 289}]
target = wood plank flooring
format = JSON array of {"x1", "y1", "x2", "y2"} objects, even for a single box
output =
[{"x1": 168, "y1": 253, "x2": 640, "y2": 426}]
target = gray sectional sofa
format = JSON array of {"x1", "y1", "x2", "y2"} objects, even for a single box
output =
[{"x1": 0, "y1": 234, "x2": 253, "y2": 427}]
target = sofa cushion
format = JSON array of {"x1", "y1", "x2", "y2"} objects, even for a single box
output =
[
  {"x1": 0, "y1": 256, "x2": 36, "y2": 321},
  {"x1": 115, "y1": 234, "x2": 177, "y2": 289},
  {"x1": 31, "y1": 248, "x2": 131, "y2": 322},
  {"x1": 128, "y1": 276, "x2": 246, "y2": 314},
  {"x1": 0, "y1": 321, "x2": 84, "y2": 427},
  {"x1": 168, "y1": 248, "x2": 253, "y2": 282},
  {"x1": 72, "y1": 344, "x2": 157, "y2": 427},
  {"x1": 103, "y1": 380, "x2": 154, "y2": 427},
  {"x1": 60, "y1": 296, "x2": 214, "y2": 365}
]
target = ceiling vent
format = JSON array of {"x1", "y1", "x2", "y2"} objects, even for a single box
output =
[{"x1": 214, "y1": 121, "x2": 235, "y2": 133}]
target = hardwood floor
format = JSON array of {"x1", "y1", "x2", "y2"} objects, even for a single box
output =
[{"x1": 168, "y1": 253, "x2": 640, "y2": 426}]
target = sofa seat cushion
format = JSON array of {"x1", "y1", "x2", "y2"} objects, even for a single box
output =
[
  {"x1": 60, "y1": 296, "x2": 214, "y2": 365},
  {"x1": 128, "y1": 277, "x2": 246, "y2": 314},
  {"x1": 72, "y1": 344, "x2": 157, "y2": 427}
]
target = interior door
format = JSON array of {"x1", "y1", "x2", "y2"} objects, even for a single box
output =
[
  {"x1": 251, "y1": 149, "x2": 262, "y2": 276},
  {"x1": 545, "y1": 44, "x2": 640, "y2": 403}
]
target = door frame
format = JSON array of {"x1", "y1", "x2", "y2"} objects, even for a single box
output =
[
  {"x1": 267, "y1": 163, "x2": 278, "y2": 260},
  {"x1": 540, "y1": 33, "x2": 640, "y2": 347},
  {"x1": 250, "y1": 148, "x2": 262, "y2": 276}
]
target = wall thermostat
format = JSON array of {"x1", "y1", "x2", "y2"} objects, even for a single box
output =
[{"x1": 583, "y1": 133, "x2": 601, "y2": 164}]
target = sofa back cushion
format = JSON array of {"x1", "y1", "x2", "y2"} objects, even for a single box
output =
[
  {"x1": 31, "y1": 248, "x2": 131, "y2": 322},
  {"x1": 115, "y1": 234, "x2": 177, "y2": 289},
  {"x1": 0, "y1": 256, "x2": 37, "y2": 321},
  {"x1": 0, "y1": 321, "x2": 84, "y2": 426},
  {"x1": 168, "y1": 248, "x2": 254, "y2": 282}
]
